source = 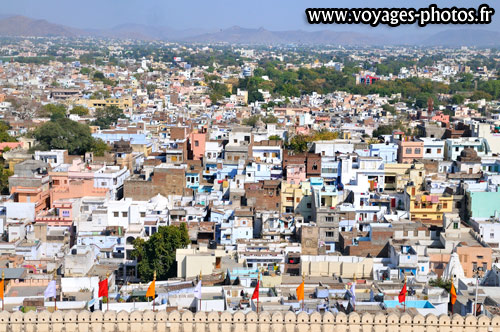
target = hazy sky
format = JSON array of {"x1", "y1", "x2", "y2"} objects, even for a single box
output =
[{"x1": 2, "y1": 0, "x2": 498, "y2": 33}]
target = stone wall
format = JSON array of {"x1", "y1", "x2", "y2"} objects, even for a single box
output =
[{"x1": 1, "y1": 310, "x2": 500, "y2": 332}]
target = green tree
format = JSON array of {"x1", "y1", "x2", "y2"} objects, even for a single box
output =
[
  {"x1": 287, "y1": 135, "x2": 309, "y2": 153},
  {"x1": 0, "y1": 122, "x2": 16, "y2": 142},
  {"x1": 450, "y1": 94, "x2": 465, "y2": 105},
  {"x1": 262, "y1": 115, "x2": 278, "y2": 124},
  {"x1": 132, "y1": 224, "x2": 190, "y2": 281},
  {"x1": 93, "y1": 72, "x2": 105, "y2": 80},
  {"x1": 32, "y1": 118, "x2": 96, "y2": 155},
  {"x1": 268, "y1": 135, "x2": 282, "y2": 140},
  {"x1": 39, "y1": 104, "x2": 67, "y2": 119},
  {"x1": 91, "y1": 106, "x2": 125, "y2": 129},
  {"x1": 70, "y1": 105, "x2": 89, "y2": 116},
  {"x1": 242, "y1": 115, "x2": 260, "y2": 127},
  {"x1": 92, "y1": 139, "x2": 110, "y2": 157},
  {"x1": 470, "y1": 90, "x2": 493, "y2": 101},
  {"x1": 429, "y1": 277, "x2": 452, "y2": 292}
]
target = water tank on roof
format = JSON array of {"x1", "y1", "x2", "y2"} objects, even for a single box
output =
[{"x1": 208, "y1": 240, "x2": 217, "y2": 249}]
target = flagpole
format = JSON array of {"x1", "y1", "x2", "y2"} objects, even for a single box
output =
[
  {"x1": 106, "y1": 272, "x2": 110, "y2": 312},
  {"x1": 1, "y1": 271, "x2": 4, "y2": 311},
  {"x1": 450, "y1": 276, "x2": 454, "y2": 315},
  {"x1": 199, "y1": 270, "x2": 202, "y2": 312},
  {"x1": 153, "y1": 271, "x2": 157, "y2": 312},
  {"x1": 301, "y1": 272, "x2": 305, "y2": 312},
  {"x1": 403, "y1": 275, "x2": 406, "y2": 313},
  {"x1": 353, "y1": 274, "x2": 356, "y2": 312},
  {"x1": 54, "y1": 271, "x2": 57, "y2": 311},
  {"x1": 256, "y1": 270, "x2": 260, "y2": 314}
]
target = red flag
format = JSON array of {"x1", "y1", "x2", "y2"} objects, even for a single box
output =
[
  {"x1": 251, "y1": 281, "x2": 259, "y2": 300},
  {"x1": 98, "y1": 279, "x2": 108, "y2": 298},
  {"x1": 398, "y1": 282, "x2": 407, "y2": 303}
]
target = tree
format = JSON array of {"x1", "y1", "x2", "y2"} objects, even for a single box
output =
[
  {"x1": 132, "y1": 224, "x2": 190, "y2": 281},
  {"x1": 91, "y1": 106, "x2": 125, "y2": 129},
  {"x1": 429, "y1": 277, "x2": 452, "y2": 292},
  {"x1": 92, "y1": 139, "x2": 110, "y2": 157},
  {"x1": 242, "y1": 115, "x2": 260, "y2": 127},
  {"x1": 39, "y1": 104, "x2": 67, "y2": 119},
  {"x1": 262, "y1": 115, "x2": 278, "y2": 124},
  {"x1": 470, "y1": 90, "x2": 493, "y2": 101},
  {"x1": 70, "y1": 105, "x2": 89, "y2": 116},
  {"x1": 32, "y1": 118, "x2": 96, "y2": 155},
  {"x1": 287, "y1": 135, "x2": 309, "y2": 153},
  {"x1": 268, "y1": 135, "x2": 282, "y2": 140},
  {"x1": 382, "y1": 104, "x2": 396, "y2": 115},
  {"x1": 0, "y1": 122, "x2": 16, "y2": 142},
  {"x1": 450, "y1": 94, "x2": 465, "y2": 105},
  {"x1": 93, "y1": 72, "x2": 105, "y2": 80}
]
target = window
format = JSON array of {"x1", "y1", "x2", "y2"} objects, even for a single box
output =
[
  {"x1": 455, "y1": 147, "x2": 459, "y2": 152},
  {"x1": 312, "y1": 163, "x2": 318, "y2": 170},
  {"x1": 140, "y1": 212, "x2": 146, "y2": 218},
  {"x1": 325, "y1": 231, "x2": 335, "y2": 238},
  {"x1": 325, "y1": 216, "x2": 335, "y2": 222},
  {"x1": 443, "y1": 202, "x2": 448, "y2": 209},
  {"x1": 113, "y1": 212, "x2": 119, "y2": 218},
  {"x1": 453, "y1": 222, "x2": 459, "y2": 229},
  {"x1": 406, "y1": 148, "x2": 412, "y2": 154},
  {"x1": 437, "y1": 148, "x2": 442, "y2": 154},
  {"x1": 491, "y1": 233, "x2": 495, "y2": 239},
  {"x1": 122, "y1": 212, "x2": 128, "y2": 218},
  {"x1": 426, "y1": 148, "x2": 431, "y2": 154},
  {"x1": 296, "y1": 198, "x2": 300, "y2": 203},
  {"x1": 194, "y1": 140, "x2": 199, "y2": 147},
  {"x1": 483, "y1": 262, "x2": 488, "y2": 271},
  {"x1": 307, "y1": 203, "x2": 312, "y2": 209}
]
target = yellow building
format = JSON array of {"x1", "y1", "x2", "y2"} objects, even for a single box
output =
[
  {"x1": 77, "y1": 97, "x2": 133, "y2": 110},
  {"x1": 280, "y1": 182, "x2": 311, "y2": 215},
  {"x1": 406, "y1": 185, "x2": 453, "y2": 227},
  {"x1": 384, "y1": 163, "x2": 425, "y2": 192}
]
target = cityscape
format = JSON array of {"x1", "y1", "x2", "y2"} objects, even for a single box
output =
[{"x1": 0, "y1": 2, "x2": 497, "y2": 331}]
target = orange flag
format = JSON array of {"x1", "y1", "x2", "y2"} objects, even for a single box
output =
[
  {"x1": 450, "y1": 282, "x2": 457, "y2": 305},
  {"x1": 296, "y1": 280, "x2": 305, "y2": 301},
  {"x1": 146, "y1": 280, "x2": 155, "y2": 298},
  {"x1": 0, "y1": 279, "x2": 4, "y2": 300}
]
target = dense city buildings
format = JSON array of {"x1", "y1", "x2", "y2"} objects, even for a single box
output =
[{"x1": 0, "y1": 36, "x2": 496, "y2": 323}]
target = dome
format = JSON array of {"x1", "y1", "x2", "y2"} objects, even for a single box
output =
[
  {"x1": 457, "y1": 147, "x2": 480, "y2": 162},
  {"x1": 460, "y1": 148, "x2": 477, "y2": 158}
]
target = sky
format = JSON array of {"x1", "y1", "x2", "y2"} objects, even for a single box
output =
[{"x1": 1, "y1": 0, "x2": 498, "y2": 34}]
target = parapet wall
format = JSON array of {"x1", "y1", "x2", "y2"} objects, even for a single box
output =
[{"x1": 1, "y1": 310, "x2": 500, "y2": 332}]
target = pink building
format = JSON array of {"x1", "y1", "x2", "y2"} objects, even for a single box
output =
[
  {"x1": 431, "y1": 111, "x2": 450, "y2": 125},
  {"x1": 189, "y1": 130, "x2": 207, "y2": 161},
  {"x1": 35, "y1": 200, "x2": 73, "y2": 227},
  {"x1": 0, "y1": 142, "x2": 23, "y2": 154},
  {"x1": 286, "y1": 164, "x2": 306, "y2": 184},
  {"x1": 397, "y1": 137, "x2": 424, "y2": 163},
  {"x1": 49, "y1": 159, "x2": 108, "y2": 204}
]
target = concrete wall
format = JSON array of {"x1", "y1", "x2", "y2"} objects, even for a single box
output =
[{"x1": 1, "y1": 310, "x2": 499, "y2": 332}]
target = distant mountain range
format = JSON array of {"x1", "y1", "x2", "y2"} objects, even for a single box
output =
[{"x1": 0, "y1": 15, "x2": 498, "y2": 47}]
